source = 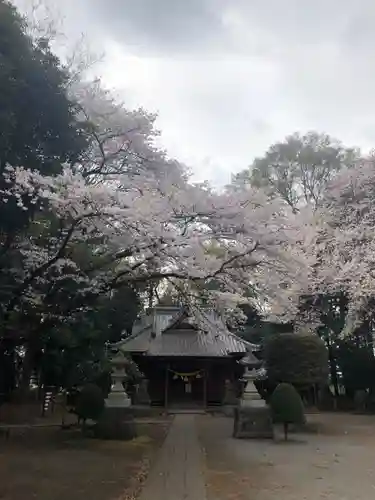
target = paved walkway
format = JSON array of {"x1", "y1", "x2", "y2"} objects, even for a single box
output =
[{"x1": 139, "y1": 414, "x2": 207, "y2": 500}]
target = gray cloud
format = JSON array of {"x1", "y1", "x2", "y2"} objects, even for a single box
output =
[
  {"x1": 12, "y1": 0, "x2": 375, "y2": 184},
  {"x1": 87, "y1": 0, "x2": 225, "y2": 53},
  {"x1": 43, "y1": 0, "x2": 227, "y2": 56},
  {"x1": 72, "y1": 0, "x2": 375, "y2": 56}
]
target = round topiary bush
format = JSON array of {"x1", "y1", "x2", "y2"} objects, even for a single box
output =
[
  {"x1": 265, "y1": 332, "x2": 329, "y2": 387},
  {"x1": 270, "y1": 382, "x2": 305, "y2": 440},
  {"x1": 75, "y1": 383, "x2": 105, "y2": 427}
]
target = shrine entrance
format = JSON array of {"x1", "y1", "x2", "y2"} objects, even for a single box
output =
[{"x1": 165, "y1": 364, "x2": 207, "y2": 408}]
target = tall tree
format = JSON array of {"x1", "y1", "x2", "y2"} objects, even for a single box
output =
[
  {"x1": 307, "y1": 159, "x2": 375, "y2": 330},
  {"x1": 0, "y1": 4, "x2": 312, "y2": 398},
  {"x1": 233, "y1": 131, "x2": 358, "y2": 210},
  {"x1": 0, "y1": 0, "x2": 87, "y2": 258},
  {"x1": 0, "y1": 0, "x2": 86, "y2": 175},
  {"x1": 232, "y1": 131, "x2": 361, "y2": 399},
  {"x1": 301, "y1": 158, "x2": 375, "y2": 400},
  {"x1": 0, "y1": 1, "x2": 88, "y2": 397}
]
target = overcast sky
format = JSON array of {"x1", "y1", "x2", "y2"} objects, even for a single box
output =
[{"x1": 13, "y1": 0, "x2": 375, "y2": 185}]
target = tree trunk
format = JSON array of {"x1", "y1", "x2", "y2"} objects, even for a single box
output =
[
  {"x1": 313, "y1": 384, "x2": 319, "y2": 407},
  {"x1": 283, "y1": 422, "x2": 288, "y2": 441},
  {"x1": 18, "y1": 337, "x2": 38, "y2": 399},
  {"x1": 326, "y1": 335, "x2": 339, "y2": 398},
  {"x1": 0, "y1": 340, "x2": 16, "y2": 398}
]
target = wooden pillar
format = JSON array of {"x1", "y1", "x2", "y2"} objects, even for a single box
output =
[{"x1": 164, "y1": 362, "x2": 169, "y2": 409}]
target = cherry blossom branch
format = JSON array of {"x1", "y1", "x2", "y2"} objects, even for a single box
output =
[
  {"x1": 4, "y1": 212, "x2": 99, "y2": 312},
  {"x1": 110, "y1": 242, "x2": 260, "y2": 288}
]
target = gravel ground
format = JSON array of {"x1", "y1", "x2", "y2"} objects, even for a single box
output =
[{"x1": 197, "y1": 412, "x2": 375, "y2": 500}]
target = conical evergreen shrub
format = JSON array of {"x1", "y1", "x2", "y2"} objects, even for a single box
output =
[
  {"x1": 270, "y1": 382, "x2": 305, "y2": 440},
  {"x1": 75, "y1": 383, "x2": 105, "y2": 428}
]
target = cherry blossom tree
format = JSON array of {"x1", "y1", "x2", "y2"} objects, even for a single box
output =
[
  {"x1": 0, "y1": 73, "x2": 310, "y2": 329},
  {"x1": 70, "y1": 79, "x2": 174, "y2": 181},
  {"x1": 0, "y1": 63, "x2": 312, "y2": 397},
  {"x1": 1, "y1": 159, "x2": 308, "y2": 324},
  {"x1": 0, "y1": 2, "x2": 312, "y2": 396},
  {"x1": 305, "y1": 158, "x2": 375, "y2": 333}
]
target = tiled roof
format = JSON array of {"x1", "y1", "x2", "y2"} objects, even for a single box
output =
[{"x1": 116, "y1": 306, "x2": 256, "y2": 358}]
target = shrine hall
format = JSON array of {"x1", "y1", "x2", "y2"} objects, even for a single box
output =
[{"x1": 117, "y1": 305, "x2": 257, "y2": 408}]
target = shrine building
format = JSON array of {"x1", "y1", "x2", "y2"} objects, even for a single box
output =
[{"x1": 116, "y1": 305, "x2": 257, "y2": 409}]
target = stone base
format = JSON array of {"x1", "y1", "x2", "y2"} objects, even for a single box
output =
[
  {"x1": 94, "y1": 406, "x2": 136, "y2": 440},
  {"x1": 233, "y1": 404, "x2": 274, "y2": 439},
  {"x1": 105, "y1": 394, "x2": 131, "y2": 408},
  {"x1": 221, "y1": 405, "x2": 236, "y2": 418}
]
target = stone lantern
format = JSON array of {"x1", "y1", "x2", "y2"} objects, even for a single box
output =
[
  {"x1": 105, "y1": 351, "x2": 131, "y2": 408},
  {"x1": 95, "y1": 349, "x2": 135, "y2": 440},
  {"x1": 233, "y1": 350, "x2": 273, "y2": 439}
]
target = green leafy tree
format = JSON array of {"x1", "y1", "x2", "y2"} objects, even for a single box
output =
[
  {"x1": 0, "y1": 1, "x2": 86, "y2": 176},
  {"x1": 38, "y1": 288, "x2": 142, "y2": 392},
  {"x1": 239, "y1": 302, "x2": 294, "y2": 348},
  {"x1": 270, "y1": 382, "x2": 305, "y2": 440},
  {"x1": 299, "y1": 293, "x2": 375, "y2": 400},
  {"x1": 338, "y1": 341, "x2": 375, "y2": 396},
  {"x1": 233, "y1": 131, "x2": 358, "y2": 210},
  {"x1": 299, "y1": 293, "x2": 348, "y2": 397},
  {"x1": 96, "y1": 287, "x2": 142, "y2": 341},
  {"x1": 265, "y1": 332, "x2": 329, "y2": 388},
  {"x1": 0, "y1": 0, "x2": 87, "y2": 257}
]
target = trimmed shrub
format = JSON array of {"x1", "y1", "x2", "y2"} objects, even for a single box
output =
[
  {"x1": 265, "y1": 332, "x2": 329, "y2": 387},
  {"x1": 75, "y1": 383, "x2": 105, "y2": 425},
  {"x1": 270, "y1": 382, "x2": 305, "y2": 440}
]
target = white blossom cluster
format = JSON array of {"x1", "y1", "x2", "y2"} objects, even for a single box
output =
[
  {"x1": 0, "y1": 79, "x2": 310, "y2": 324},
  {"x1": 305, "y1": 158, "x2": 375, "y2": 329}
]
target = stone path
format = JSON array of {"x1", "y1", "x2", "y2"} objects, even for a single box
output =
[{"x1": 139, "y1": 414, "x2": 207, "y2": 500}]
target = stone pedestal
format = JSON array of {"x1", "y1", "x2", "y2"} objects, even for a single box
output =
[
  {"x1": 95, "y1": 406, "x2": 136, "y2": 440},
  {"x1": 233, "y1": 404, "x2": 273, "y2": 439},
  {"x1": 233, "y1": 369, "x2": 273, "y2": 439}
]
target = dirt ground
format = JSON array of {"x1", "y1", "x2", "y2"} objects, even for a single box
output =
[
  {"x1": 197, "y1": 412, "x2": 375, "y2": 500},
  {"x1": 0, "y1": 419, "x2": 171, "y2": 500}
]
